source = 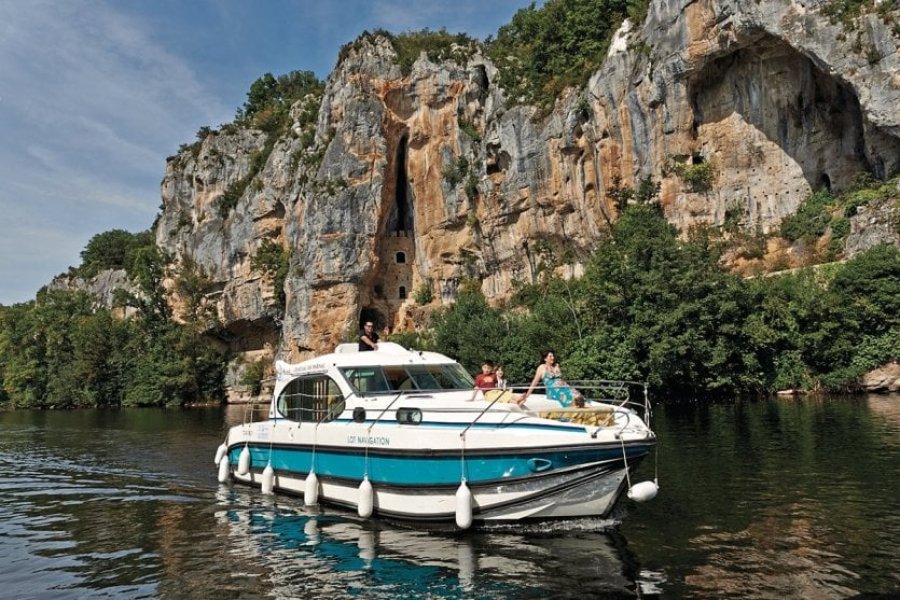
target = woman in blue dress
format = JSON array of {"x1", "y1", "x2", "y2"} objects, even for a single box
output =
[{"x1": 516, "y1": 350, "x2": 584, "y2": 407}]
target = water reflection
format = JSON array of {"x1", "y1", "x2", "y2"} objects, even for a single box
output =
[
  {"x1": 2, "y1": 397, "x2": 898, "y2": 599},
  {"x1": 867, "y1": 393, "x2": 900, "y2": 443},
  {"x1": 213, "y1": 486, "x2": 637, "y2": 599},
  {"x1": 620, "y1": 395, "x2": 900, "y2": 598}
]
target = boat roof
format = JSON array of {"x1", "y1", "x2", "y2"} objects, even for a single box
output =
[{"x1": 275, "y1": 342, "x2": 458, "y2": 378}]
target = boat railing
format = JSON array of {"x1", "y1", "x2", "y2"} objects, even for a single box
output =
[
  {"x1": 270, "y1": 379, "x2": 650, "y2": 432},
  {"x1": 495, "y1": 379, "x2": 651, "y2": 424}
]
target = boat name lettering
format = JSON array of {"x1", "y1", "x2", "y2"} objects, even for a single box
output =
[
  {"x1": 294, "y1": 362, "x2": 327, "y2": 374},
  {"x1": 347, "y1": 435, "x2": 391, "y2": 446}
]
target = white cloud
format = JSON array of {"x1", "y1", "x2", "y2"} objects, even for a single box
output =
[{"x1": 0, "y1": 0, "x2": 227, "y2": 304}]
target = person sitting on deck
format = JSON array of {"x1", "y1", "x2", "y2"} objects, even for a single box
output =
[
  {"x1": 474, "y1": 360, "x2": 497, "y2": 390},
  {"x1": 516, "y1": 350, "x2": 584, "y2": 407},
  {"x1": 494, "y1": 365, "x2": 508, "y2": 389}
]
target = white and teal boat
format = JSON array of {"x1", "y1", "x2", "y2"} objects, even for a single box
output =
[{"x1": 215, "y1": 342, "x2": 658, "y2": 528}]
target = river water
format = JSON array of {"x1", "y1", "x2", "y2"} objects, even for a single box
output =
[{"x1": 0, "y1": 396, "x2": 897, "y2": 599}]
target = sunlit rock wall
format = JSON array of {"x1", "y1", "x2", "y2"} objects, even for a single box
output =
[{"x1": 152, "y1": 0, "x2": 899, "y2": 370}]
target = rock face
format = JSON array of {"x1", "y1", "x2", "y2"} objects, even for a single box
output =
[
  {"x1": 49, "y1": 269, "x2": 139, "y2": 318},
  {"x1": 152, "y1": 0, "x2": 900, "y2": 379},
  {"x1": 846, "y1": 193, "x2": 900, "y2": 257},
  {"x1": 862, "y1": 362, "x2": 900, "y2": 393}
]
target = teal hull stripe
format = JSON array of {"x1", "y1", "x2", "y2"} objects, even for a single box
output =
[{"x1": 228, "y1": 444, "x2": 650, "y2": 486}]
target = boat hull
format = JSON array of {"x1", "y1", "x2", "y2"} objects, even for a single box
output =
[{"x1": 226, "y1": 441, "x2": 649, "y2": 522}]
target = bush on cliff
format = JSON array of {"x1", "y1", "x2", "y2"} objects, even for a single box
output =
[
  {"x1": 77, "y1": 229, "x2": 155, "y2": 278},
  {"x1": 236, "y1": 70, "x2": 323, "y2": 132},
  {"x1": 487, "y1": 0, "x2": 650, "y2": 109}
]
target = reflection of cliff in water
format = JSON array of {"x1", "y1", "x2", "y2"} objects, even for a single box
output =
[
  {"x1": 866, "y1": 393, "x2": 900, "y2": 441},
  {"x1": 223, "y1": 403, "x2": 269, "y2": 428},
  {"x1": 215, "y1": 487, "x2": 643, "y2": 599}
]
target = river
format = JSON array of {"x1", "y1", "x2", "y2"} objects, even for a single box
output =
[{"x1": 1, "y1": 395, "x2": 897, "y2": 599}]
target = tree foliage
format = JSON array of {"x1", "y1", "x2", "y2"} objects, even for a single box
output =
[
  {"x1": 251, "y1": 239, "x2": 290, "y2": 309},
  {"x1": 425, "y1": 204, "x2": 900, "y2": 397},
  {"x1": 236, "y1": 70, "x2": 323, "y2": 131},
  {"x1": 1, "y1": 239, "x2": 226, "y2": 409},
  {"x1": 487, "y1": 0, "x2": 649, "y2": 109},
  {"x1": 339, "y1": 29, "x2": 479, "y2": 76},
  {"x1": 78, "y1": 229, "x2": 155, "y2": 278}
]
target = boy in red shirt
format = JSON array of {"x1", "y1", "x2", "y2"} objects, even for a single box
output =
[{"x1": 474, "y1": 361, "x2": 497, "y2": 389}]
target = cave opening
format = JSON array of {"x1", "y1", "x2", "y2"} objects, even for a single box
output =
[{"x1": 392, "y1": 135, "x2": 414, "y2": 234}]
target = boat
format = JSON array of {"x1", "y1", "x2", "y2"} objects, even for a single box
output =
[{"x1": 214, "y1": 342, "x2": 658, "y2": 528}]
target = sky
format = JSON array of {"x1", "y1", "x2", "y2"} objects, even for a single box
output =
[{"x1": 0, "y1": 0, "x2": 533, "y2": 305}]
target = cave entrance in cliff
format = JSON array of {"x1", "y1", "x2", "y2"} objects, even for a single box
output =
[
  {"x1": 366, "y1": 133, "x2": 416, "y2": 336},
  {"x1": 392, "y1": 135, "x2": 414, "y2": 234},
  {"x1": 687, "y1": 35, "x2": 899, "y2": 194}
]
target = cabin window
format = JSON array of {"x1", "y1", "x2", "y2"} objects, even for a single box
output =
[
  {"x1": 396, "y1": 251, "x2": 406, "y2": 264},
  {"x1": 399, "y1": 286, "x2": 407, "y2": 299},
  {"x1": 342, "y1": 367, "x2": 390, "y2": 394},
  {"x1": 339, "y1": 364, "x2": 474, "y2": 395},
  {"x1": 276, "y1": 375, "x2": 345, "y2": 422},
  {"x1": 396, "y1": 408, "x2": 423, "y2": 425}
]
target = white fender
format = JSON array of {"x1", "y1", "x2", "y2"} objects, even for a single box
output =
[
  {"x1": 237, "y1": 445, "x2": 251, "y2": 476},
  {"x1": 214, "y1": 443, "x2": 228, "y2": 465},
  {"x1": 304, "y1": 470, "x2": 320, "y2": 506},
  {"x1": 261, "y1": 463, "x2": 275, "y2": 494},
  {"x1": 217, "y1": 455, "x2": 231, "y2": 483},
  {"x1": 627, "y1": 480, "x2": 659, "y2": 503},
  {"x1": 357, "y1": 476, "x2": 374, "y2": 518},
  {"x1": 455, "y1": 481, "x2": 473, "y2": 529}
]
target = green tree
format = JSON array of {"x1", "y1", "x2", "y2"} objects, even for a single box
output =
[
  {"x1": 78, "y1": 229, "x2": 155, "y2": 278},
  {"x1": 487, "y1": 0, "x2": 644, "y2": 108},
  {"x1": 236, "y1": 70, "x2": 323, "y2": 131},
  {"x1": 429, "y1": 283, "x2": 510, "y2": 375}
]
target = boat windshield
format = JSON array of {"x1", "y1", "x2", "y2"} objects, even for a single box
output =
[{"x1": 339, "y1": 363, "x2": 474, "y2": 395}]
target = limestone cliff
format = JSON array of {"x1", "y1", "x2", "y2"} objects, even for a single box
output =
[{"x1": 151, "y1": 0, "x2": 899, "y2": 393}]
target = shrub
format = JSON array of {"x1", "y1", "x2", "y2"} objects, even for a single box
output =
[
  {"x1": 780, "y1": 190, "x2": 834, "y2": 241},
  {"x1": 251, "y1": 239, "x2": 290, "y2": 309},
  {"x1": 486, "y1": 0, "x2": 646, "y2": 109},
  {"x1": 338, "y1": 29, "x2": 479, "y2": 75},
  {"x1": 443, "y1": 155, "x2": 469, "y2": 187},
  {"x1": 414, "y1": 280, "x2": 434, "y2": 305},
  {"x1": 78, "y1": 229, "x2": 156, "y2": 278},
  {"x1": 458, "y1": 118, "x2": 481, "y2": 142},
  {"x1": 236, "y1": 71, "x2": 323, "y2": 128},
  {"x1": 240, "y1": 357, "x2": 271, "y2": 396},
  {"x1": 672, "y1": 160, "x2": 716, "y2": 192}
]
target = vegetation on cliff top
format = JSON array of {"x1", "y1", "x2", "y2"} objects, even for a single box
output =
[
  {"x1": 486, "y1": 0, "x2": 650, "y2": 108},
  {"x1": 74, "y1": 229, "x2": 156, "y2": 279},
  {"x1": 338, "y1": 28, "x2": 480, "y2": 75},
  {"x1": 337, "y1": 0, "x2": 652, "y2": 109},
  {"x1": 217, "y1": 70, "x2": 325, "y2": 219}
]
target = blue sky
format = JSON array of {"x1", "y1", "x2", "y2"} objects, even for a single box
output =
[{"x1": 0, "y1": 0, "x2": 532, "y2": 305}]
